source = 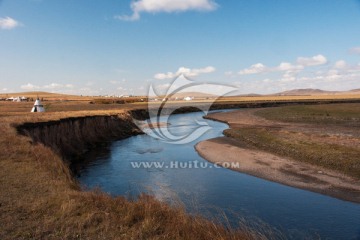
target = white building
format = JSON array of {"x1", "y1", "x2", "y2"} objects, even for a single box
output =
[{"x1": 183, "y1": 96, "x2": 193, "y2": 101}]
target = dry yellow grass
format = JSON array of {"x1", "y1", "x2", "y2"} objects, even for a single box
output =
[
  {"x1": 0, "y1": 91, "x2": 148, "y2": 103},
  {"x1": 0, "y1": 91, "x2": 90, "y2": 100},
  {"x1": 1, "y1": 93, "x2": 360, "y2": 239},
  {"x1": 225, "y1": 104, "x2": 360, "y2": 179},
  {"x1": 0, "y1": 102, "x2": 269, "y2": 240},
  {"x1": 2, "y1": 90, "x2": 359, "y2": 103},
  {"x1": 220, "y1": 93, "x2": 360, "y2": 102}
]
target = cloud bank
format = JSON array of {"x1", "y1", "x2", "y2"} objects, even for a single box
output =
[
  {"x1": 154, "y1": 66, "x2": 215, "y2": 79},
  {"x1": 232, "y1": 54, "x2": 360, "y2": 94},
  {"x1": 116, "y1": 0, "x2": 218, "y2": 21},
  {"x1": 20, "y1": 83, "x2": 74, "y2": 91},
  {"x1": 0, "y1": 17, "x2": 20, "y2": 30},
  {"x1": 296, "y1": 54, "x2": 327, "y2": 67},
  {"x1": 238, "y1": 54, "x2": 327, "y2": 76}
]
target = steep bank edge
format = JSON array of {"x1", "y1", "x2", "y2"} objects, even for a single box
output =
[
  {"x1": 14, "y1": 106, "x2": 208, "y2": 166},
  {"x1": 16, "y1": 112, "x2": 142, "y2": 162}
]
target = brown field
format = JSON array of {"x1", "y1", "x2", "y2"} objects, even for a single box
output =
[{"x1": 1, "y1": 92, "x2": 360, "y2": 239}]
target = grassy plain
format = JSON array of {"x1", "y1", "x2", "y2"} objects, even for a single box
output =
[
  {"x1": 225, "y1": 104, "x2": 360, "y2": 179},
  {"x1": 0, "y1": 98, "x2": 268, "y2": 240},
  {"x1": 1, "y1": 92, "x2": 360, "y2": 239},
  {"x1": 255, "y1": 103, "x2": 360, "y2": 126}
]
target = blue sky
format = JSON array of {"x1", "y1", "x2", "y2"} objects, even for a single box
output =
[{"x1": 0, "y1": 0, "x2": 360, "y2": 96}]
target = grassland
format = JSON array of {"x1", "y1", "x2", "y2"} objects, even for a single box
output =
[
  {"x1": 0, "y1": 100, "x2": 272, "y2": 240},
  {"x1": 1, "y1": 93, "x2": 360, "y2": 239},
  {"x1": 224, "y1": 104, "x2": 360, "y2": 179},
  {"x1": 218, "y1": 93, "x2": 360, "y2": 102},
  {"x1": 255, "y1": 103, "x2": 360, "y2": 126}
]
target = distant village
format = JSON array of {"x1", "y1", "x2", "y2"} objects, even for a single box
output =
[
  {"x1": 0, "y1": 94, "x2": 213, "y2": 103},
  {"x1": 0, "y1": 96, "x2": 33, "y2": 102}
]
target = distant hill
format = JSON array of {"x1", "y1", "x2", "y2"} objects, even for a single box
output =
[
  {"x1": 0, "y1": 91, "x2": 88, "y2": 100},
  {"x1": 229, "y1": 88, "x2": 360, "y2": 97},
  {"x1": 346, "y1": 88, "x2": 360, "y2": 94},
  {"x1": 237, "y1": 93, "x2": 263, "y2": 97},
  {"x1": 155, "y1": 92, "x2": 218, "y2": 99},
  {"x1": 273, "y1": 88, "x2": 360, "y2": 96},
  {"x1": 274, "y1": 88, "x2": 339, "y2": 96}
]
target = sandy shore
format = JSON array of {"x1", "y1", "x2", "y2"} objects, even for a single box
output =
[{"x1": 196, "y1": 109, "x2": 360, "y2": 203}]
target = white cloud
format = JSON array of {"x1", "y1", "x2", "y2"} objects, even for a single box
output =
[
  {"x1": 21, "y1": 83, "x2": 39, "y2": 90},
  {"x1": 116, "y1": 0, "x2": 218, "y2": 21},
  {"x1": 43, "y1": 83, "x2": 74, "y2": 89},
  {"x1": 274, "y1": 62, "x2": 303, "y2": 72},
  {"x1": 154, "y1": 66, "x2": 216, "y2": 80},
  {"x1": 349, "y1": 47, "x2": 360, "y2": 54},
  {"x1": 279, "y1": 71, "x2": 297, "y2": 83},
  {"x1": 238, "y1": 63, "x2": 268, "y2": 75},
  {"x1": 291, "y1": 63, "x2": 360, "y2": 88},
  {"x1": 238, "y1": 62, "x2": 303, "y2": 75},
  {"x1": 109, "y1": 80, "x2": 119, "y2": 84},
  {"x1": 20, "y1": 83, "x2": 74, "y2": 91},
  {"x1": 43, "y1": 83, "x2": 63, "y2": 89},
  {"x1": 154, "y1": 72, "x2": 177, "y2": 80},
  {"x1": 0, "y1": 17, "x2": 20, "y2": 30},
  {"x1": 334, "y1": 60, "x2": 347, "y2": 69},
  {"x1": 238, "y1": 55, "x2": 327, "y2": 76},
  {"x1": 296, "y1": 54, "x2": 327, "y2": 67},
  {"x1": 232, "y1": 54, "x2": 360, "y2": 94},
  {"x1": 325, "y1": 69, "x2": 341, "y2": 81}
]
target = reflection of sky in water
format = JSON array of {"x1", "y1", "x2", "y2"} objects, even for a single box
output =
[
  {"x1": 142, "y1": 111, "x2": 215, "y2": 142},
  {"x1": 78, "y1": 111, "x2": 360, "y2": 240}
]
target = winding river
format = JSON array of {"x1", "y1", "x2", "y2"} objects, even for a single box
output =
[{"x1": 76, "y1": 110, "x2": 360, "y2": 239}]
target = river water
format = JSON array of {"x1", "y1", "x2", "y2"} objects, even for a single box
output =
[{"x1": 76, "y1": 111, "x2": 360, "y2": 239}]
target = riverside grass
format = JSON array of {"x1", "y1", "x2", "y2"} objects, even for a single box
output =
[
  {"x1": 254, "y1": 103, "x2": 360, "y2": 126},
  {"x1": 225, "y1": 103, "x2": 360, "y2": 179},
  {"x1": 0, "y1": 104, "x2": 270, "y2": 240}
]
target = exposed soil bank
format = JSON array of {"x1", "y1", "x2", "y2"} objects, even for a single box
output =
[
  {"x1": 17, "y1": 113, "x2": 142, "y2": 161},
  {"x1": 15, "y1": 106, "x2": 215, "y2": 162},
  {"x1": 196, "y1": 109, "x2": 360, "y2": 203}
]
